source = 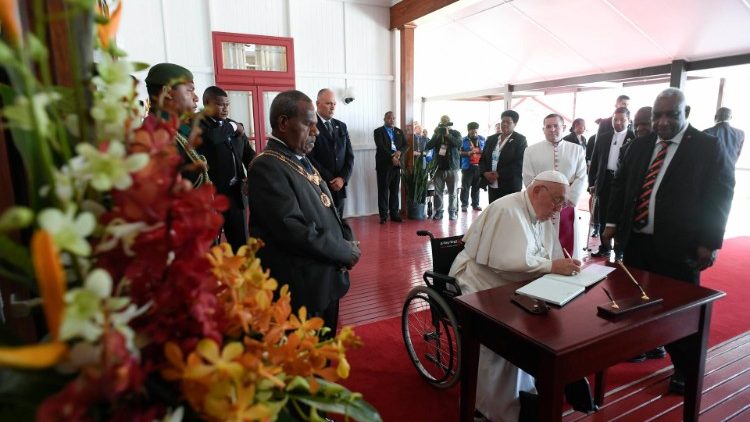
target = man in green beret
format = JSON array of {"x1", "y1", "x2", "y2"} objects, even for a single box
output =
[{"x1": 138, "y1": 62, "x2": 209, "y2": 187}]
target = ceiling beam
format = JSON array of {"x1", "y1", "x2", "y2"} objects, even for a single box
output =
[{"x1": 390, "y1": 0, "x2": 459, "y2": 30}]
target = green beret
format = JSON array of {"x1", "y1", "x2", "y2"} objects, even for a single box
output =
[
  {"x1": 145, "y1": 63, "x2": 193, "y2": 87},
  {"x1": 467, "y1": 122, "x2": 479, "y2": 130}
]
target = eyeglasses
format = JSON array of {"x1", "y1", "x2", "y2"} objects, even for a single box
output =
[{"x1": 539, "y1": 186, "x2": 566, "y2": 208}]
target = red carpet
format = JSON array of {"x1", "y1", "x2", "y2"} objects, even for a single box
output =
[{"x1": 339, "y1": 236, "x2": 750, "y2": 422}]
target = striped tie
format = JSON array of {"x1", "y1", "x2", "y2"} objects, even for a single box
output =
[{"x1": 633, "y1": 140, "x2": 671, "y2": 229}]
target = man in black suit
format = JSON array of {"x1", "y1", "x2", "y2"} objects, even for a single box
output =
[
  {"x1": 247, "y1": 90, "x2": 360, "y2": 336},
  {"x1": 198, "y1": 86, "x2": 255, "y2": 252},
  {"x1": 307, "y1": 88, "x2": 354, "y2": 218},
  {"x1": 373, "y1": 111, "x2": 408, "y2": 223},
  {"x1": 603, "y1": 88, "x2": 735, "y2": 395},
  {"x1": 704, "y1": 107, "x2": 745, "y2": 165},
  {"x1": 595, "y1": 94, "x2": 630, "y2": 137},
  {"x1": 478, "y1": 110, "x2": 528, "y2": 203},
  {"x1": 633, "y1": 106, "x2": 653, "y2": 139},
  {"x1": 588, "y1": 107, "x2": 634, "y2": 259}
]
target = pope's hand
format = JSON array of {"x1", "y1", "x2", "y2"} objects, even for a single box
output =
[{"x1": 551, "y1": 258, "x2": 581, "y2": 276}]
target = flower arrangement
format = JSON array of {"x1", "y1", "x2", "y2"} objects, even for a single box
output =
[{"x1": 0, "y1": 1, "x2": 379, "y2": 421}]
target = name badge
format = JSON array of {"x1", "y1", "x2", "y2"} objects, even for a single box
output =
[{"x1": 439, "y1": 144, "x2": 447, "y2": 156}]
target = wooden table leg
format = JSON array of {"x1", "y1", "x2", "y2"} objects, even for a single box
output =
[
  {"x1": 594, "y1": 370, "x2": 606, "y2": 406},
  {"x1": 683, "y1": 303, "x2": 712, "y2": 422},
  {"x1": 536, "y1": 363, "x2": 565, "y2": 422},
  {"x1": 459, "y1": 325, "x2": 480, "y2": 422}
]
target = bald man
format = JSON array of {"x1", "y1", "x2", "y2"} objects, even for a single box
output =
[{"x1": 307, "y1": 88, "x2": 354, "y2": 217}]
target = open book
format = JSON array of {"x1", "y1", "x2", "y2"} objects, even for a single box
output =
[{"x1": 516, "y1": 264, "x2": 615, "y2": 306}]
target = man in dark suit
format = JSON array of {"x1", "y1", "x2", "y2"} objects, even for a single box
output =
[
  {"x1": 374, "y1": 111, "x2": 408, "y2": 223},
  {"x1": 198, "y1": 86, "x2": 255, "y2": 252},
  {"x1": 479, "y1": 110, "x2": 528, "y2": 203},
  {"x1": 247, "y1": 90, "x2": 361, "y2": 336},
  {"x1": 307, "y1": 88, "x2": 354, "y2": 218},
  {"x1": 595, "y1": 94, "x2": 630, "y2": 137},
  {"x1": 603, "y1": 88, "x2": 735, "y2": 395},
  {"x1": 704, "y1": 107, "x2": 745, "y2": 165},
  {"x1": 588, "y1": 107, "x2": 634, "y2": 259}
]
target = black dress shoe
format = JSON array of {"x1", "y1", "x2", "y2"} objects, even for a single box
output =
[
  {"x1": 646, "y1": 346, "x2": 666, "y2": 359},
  {"x1": 628, "y1": 353, "x2": 647, "y2": 363},
  {"x1": 565, "y1": 378, "x2": 597, "y2": 413},
  {"x1": 518, "y1": 391, "x2": 539, "y2": 422},
  {"x1": 590, "y1": 249, "x2": 610, "y2": 258},
  {"x1": 668, "y1": 373, "x2": 685, "y2": 395},
  {"x1": 390, "y1": 215, "x2": 403, "y2": 223},
  {"x1": 379, "y1": 217, "x2": 387, "y2": 224}
]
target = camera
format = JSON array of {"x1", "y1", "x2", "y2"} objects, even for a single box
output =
[
  {"x1": 436, "y1": 121, "x2": 453, "y2": 135},
  {"x1": 343, "y1": 86, "x2": 356, "y2": 104}
]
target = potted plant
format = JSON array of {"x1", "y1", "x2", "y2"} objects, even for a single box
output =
[{"x1": 401, "y1": 150, "x2": 436, "y2": 220}]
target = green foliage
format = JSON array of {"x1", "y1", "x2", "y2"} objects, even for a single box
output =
[
  {"x1": 402, "y1": 153, "x2": 436, "y2": 206},
  {"x1": 287, "y1": 378, "x2": 382, "y2": 422}
]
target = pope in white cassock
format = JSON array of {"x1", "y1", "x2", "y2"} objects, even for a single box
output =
[
  {"x1": 449, "y1": 170, "x2": 584, "y2": 422},
  {"x1": 522, "y1": 114, "x2": 587, "y2": 259}
]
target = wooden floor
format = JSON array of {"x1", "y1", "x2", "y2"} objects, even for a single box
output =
[
  {"x1": 340, "y1": 210, "x2": 476, "y2": 327},
  {"x1": 564, "y1": 332, "x2": 750, "y2": 422},
  {"x1": 340, "y1": 208, "x2": 750, "y2": 421}
]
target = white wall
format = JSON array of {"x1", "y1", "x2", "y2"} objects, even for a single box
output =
[{"x1": 117, "y1": 0, "x2": 396, "y2": 217}]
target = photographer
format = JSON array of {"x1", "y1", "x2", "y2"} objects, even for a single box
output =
[{"x1": 425, "y1": 115, "x2": 462, "y2": 220}]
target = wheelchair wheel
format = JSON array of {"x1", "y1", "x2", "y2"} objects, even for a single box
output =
[{"x1": 402, "y1": 286, "x2": 461, "y2": 388}]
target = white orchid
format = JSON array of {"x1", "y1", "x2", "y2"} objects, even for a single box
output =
[
  {"x1": 60, "y1": 268, "x2": 149, "y2": 352},
  {"x1": 92, "y1": 55, "x2": 135, "y2": 99},
  {"x1": 37, "y1": 206, "x2": 96, "y2": 256},
  {"x1": 97, "y1": 218, "x2": 161, "y2": 256},
  {"x1": 74, "y1": 140, "x2": 148, "y2": 191}
]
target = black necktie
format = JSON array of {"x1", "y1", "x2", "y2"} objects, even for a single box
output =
[
  {"x1": 325, "y1": 120, "x2": 333, "y2": 134},
  {"x1": 300, "y1": 156, "x2": 314, "y2": 174}
]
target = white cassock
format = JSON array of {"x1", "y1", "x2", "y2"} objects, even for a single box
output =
[
  {"x1": 449, "y1": 191, "x2": 560, "y2": 422},
  {"x1": 522, "y1": 140, "x2": 587, "y2": 257}
]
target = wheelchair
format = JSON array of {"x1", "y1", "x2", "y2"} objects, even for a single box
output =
[{"x1": 401, "y1": 230, "x2": 465, "y2": 388}]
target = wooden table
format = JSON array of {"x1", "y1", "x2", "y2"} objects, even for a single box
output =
[{"x1": 454, "y1": 266, "x2": 724, "y2": 422}]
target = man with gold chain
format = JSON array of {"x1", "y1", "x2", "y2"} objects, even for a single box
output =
[{"x1": 247, "y1": 90, "x2": 360, "y2": 336}]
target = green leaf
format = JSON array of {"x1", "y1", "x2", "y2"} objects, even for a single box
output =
[
  {"x1": 0, "y1": 235, "x2": 34, "y2": 279},
  {"x1": 26, "y1": 35, "x2": 49, "y2": 62},
  {"x1": 132, "y1": 62, "x2": 150, "y2": 72},
  {"x1": 289, "y1": 380, "x2": 382, "y2": 422}
]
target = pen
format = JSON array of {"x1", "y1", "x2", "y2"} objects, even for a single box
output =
[
  {"x1": 617, "y1": 261, "x2": 650, "y2": 300},
  {"x1": 602, "y1": 287, "x2": 619, "y2": 309},
  {"x1": 563, "y1": 248, "x2": 572, "y2": 259}
]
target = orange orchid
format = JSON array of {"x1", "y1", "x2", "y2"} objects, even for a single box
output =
[
  {"x1": 0, "y1": 230, "x2": 68, "y2": 368},
  {"x1": 95, "y1": 0, "x2": 122, "y2": 49},
  {"x1": 0, "y1": 0, "x2": 21, "y2": 46}
]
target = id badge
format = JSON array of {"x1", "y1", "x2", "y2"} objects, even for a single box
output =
[{"x1": 439, "y1": 144, "x2": 447, "y2": 156}]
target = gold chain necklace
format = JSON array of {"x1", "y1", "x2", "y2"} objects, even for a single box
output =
[
  {"x1": 260, "y1": 150, "x2": 333, "y2": 208},
  {"x1": 175, "y1": 131, "x2": 211, "y2": 187}
]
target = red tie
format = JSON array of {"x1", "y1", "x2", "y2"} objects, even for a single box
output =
[{"x1": 633, "y1": 140, "x2": 671, "y2": 229}]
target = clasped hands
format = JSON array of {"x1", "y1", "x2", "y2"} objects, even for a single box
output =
[{"x1": 329, "y1": 177, "x2": 345, "y2": 192}]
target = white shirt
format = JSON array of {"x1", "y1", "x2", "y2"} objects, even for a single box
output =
[
  {"x1": 637, "y1": 124, "x2": 687, "y2": 234},
  {"x1": 522, "y1": 139, "x2": 588, "y2": 204},
  {"x1": 490, "y1": 133, "x2": 512, "y2": 188},
  {"x1": 449, "y1": 190, "x2": 557, "y2": 422},
  {"x1": 606, "y1": 129, "x2": 628, "y2": 171}
]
